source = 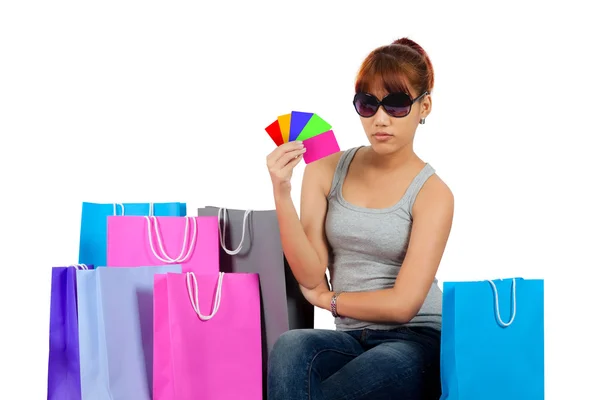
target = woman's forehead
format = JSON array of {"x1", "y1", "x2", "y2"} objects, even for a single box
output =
[
  {"x1": 368, "y1": 86, "x2": 390, "y2": 99},
  {"x1": 367, "y1": 84, "x2": 415, "y2": 99},
  {"x1": 360, "y1": 72, "x2": 416, "y2": 98}
]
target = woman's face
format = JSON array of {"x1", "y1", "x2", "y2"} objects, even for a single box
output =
[{"x1": 358, "y1": 85, "x2": 431, "y2": 155}]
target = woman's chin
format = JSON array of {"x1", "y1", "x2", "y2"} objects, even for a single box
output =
[{"x1": 367, "y1": 139, "x2": 399, "y2": 154}]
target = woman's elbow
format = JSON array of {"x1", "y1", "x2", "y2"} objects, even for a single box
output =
[
  {"x1": 287, "y1": 261, "x2": 327, "y2": 289},
  {"x1": 392, "y1": 301, "x2": 420, "y2": 324},
  {"x1": 298, "y1": 272, "x2": 328, "y2": 290}
]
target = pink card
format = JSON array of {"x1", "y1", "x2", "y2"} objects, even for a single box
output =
[{"x1": 302, "y1": 130, "x2": 340, "y2": 163}]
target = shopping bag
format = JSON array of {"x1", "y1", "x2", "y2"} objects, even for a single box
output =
[
  {"x1": 197, "y1": 207, "x2": 314, "y2": 371},
  {"x1": 77, "y1": 265, "x2": 181, "y2": 400},
  {"x1": 79, "y1": 202, "x2": 186, "y2": 267},
  {"x1": 440, "y1": 277, "x2": 544, "y2": 400},
  {"x1": 153, "y1": 271, "x2": 262, "y2": 400},
  {"x1": 47, "y1": 264, "x2": 90, "y2": 400},
  {"x1": 106, "y1": 215, "x2": 219, "y2": 274}
]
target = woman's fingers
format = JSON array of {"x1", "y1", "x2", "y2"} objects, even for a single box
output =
[
  {"x1": 279, "y1": 151, "x2": 304, "y2": 175},
  {"x1": 273, "y1": 147, "x2": 306, "y2": 170},
  {"x1": 266, "y1": 141, "x2": 304, "y2": 168}
]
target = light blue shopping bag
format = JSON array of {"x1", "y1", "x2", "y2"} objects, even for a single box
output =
[
  {"x1": 76, "y1": 265, "x2": 181, "y2": 400},
  {"x1": 440, "y1": 277, "x2": 544, "y2": 399},
  {"x1": 78, "y1": 202, "x2": 187, "y2": 267}
]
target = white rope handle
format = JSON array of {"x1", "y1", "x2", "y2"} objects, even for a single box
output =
[
  {"x1": 70, "y1": 264, "x2": 89, "y2": 270},
  {"x1": 487, "y1": 278, "x2": 517, "y2": 327},
  {"x1": 113, "y1": 202, "x2": 155, "y2": 216},
  {"x1": 217, "y1": 208, "x2": 252, "y2": 255},
  {"x1": 186, "y1": 272, "x2": 224, "y2": 320},
  {"x1": 113, "y1": 203, "x2": 125, "y2": 216},
  {"x1": 145, "y1": 216, "x2": 198, "y2": 263}
]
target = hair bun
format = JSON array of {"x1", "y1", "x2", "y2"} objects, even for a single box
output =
[
  {"x1": 354, "y1": 36, "x2": 435, "y2": 95},
  {"x1": 392, "y1": 37, "x2": 425, "y2": 55}
]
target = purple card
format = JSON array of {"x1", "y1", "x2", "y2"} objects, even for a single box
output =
[{"x1": 289, "y1": 111, "x2": 314, "y2": 142}]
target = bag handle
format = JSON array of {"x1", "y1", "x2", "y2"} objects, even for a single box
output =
[
  {"x1": 144, "y1": 216, "x2": 198, "y2": 263},
  {"x1": 487, "y1": 278, "x2": 517, "y2": 327},
  {"x1": 217, "y1": 208, "x2": 252, "y2": 255},
  {"x1": 113, "y1": 202, "x2": 155, "y2": 216},
  {"x1": 186, "y1": 271, "x2": 224, "y2": 321},
  {"x1": 69, "y1": 264, "x2": 89, "y2": 270}
]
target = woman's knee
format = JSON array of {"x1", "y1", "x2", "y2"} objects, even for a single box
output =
[
  {"x1": 270, "y1": 329, "x2": 342, "y2": 369},
  {"x1": 268, "y1": 329, "x2": 316, "y2": 377},
  {"x1": 271, "y1": 330, "x2": 314, "y2": 360},
  {"x1": 269, "y1": 329, "x2": 361, "y2": 371}
]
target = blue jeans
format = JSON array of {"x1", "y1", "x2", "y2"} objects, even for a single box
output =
[{"x1": 267, "y1": 327, "x2": 441, "y2": 400}]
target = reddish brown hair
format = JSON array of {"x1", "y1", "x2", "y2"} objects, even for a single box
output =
[{"x1": 355, "y1": 37, "x2": 434, "y2": 99}]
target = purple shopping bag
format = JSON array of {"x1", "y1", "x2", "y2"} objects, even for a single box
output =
[{"x1": 47, "y1": 264, "x2": 90, "y2": 400}]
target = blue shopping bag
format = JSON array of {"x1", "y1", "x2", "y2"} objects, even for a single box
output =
[
  {"x1": 47, "y1": 265, "x2": 91, "y2": 400},
  {"x1": 78, "y1": 202, "x2": 187, "y2": 267},
  {"x1": 440, "y1": 277, "x2": 544, "y2": 399},
  {"x1": 76, "y1": 265, "x2": 181, "y2": 400}
]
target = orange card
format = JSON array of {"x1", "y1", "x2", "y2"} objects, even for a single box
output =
[{"x1": 277, "y1": 113, "x2": 291, "y2": 143}]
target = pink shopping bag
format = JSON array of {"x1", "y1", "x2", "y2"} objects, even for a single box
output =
[
  {"x1": 107, "y1": 216, "x2": 219, "y2": 274},
  {"x1": 153, "y1": 271, "x2": 262, "y2": 400}
]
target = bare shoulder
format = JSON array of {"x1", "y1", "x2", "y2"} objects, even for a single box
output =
[
  {"x1": 413, "y1": 172, "x2": 454, "y2": 218},
  {"x1": 301, "y1": 150, "x2": 344, "y2": 195}
]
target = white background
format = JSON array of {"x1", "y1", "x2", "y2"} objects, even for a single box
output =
[{"x1": 1, "y1": 0, "x2": 598, "y2": 398}]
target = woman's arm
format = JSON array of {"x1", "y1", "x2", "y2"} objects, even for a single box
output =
[
  {"x1": 273, "y1": 153, "x2": 337, "y2": 289},
  {"x1": 304, "y1": 175, "x2": 454, "y2": 323}
]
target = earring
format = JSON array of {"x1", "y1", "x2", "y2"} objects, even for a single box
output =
[{"x1": 419, "y1": 118, "x2": 426, "y2": 124}]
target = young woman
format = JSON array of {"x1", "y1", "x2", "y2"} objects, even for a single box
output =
[{"x1": 265, "y1": 37, "x2": 454, "y2": 400}]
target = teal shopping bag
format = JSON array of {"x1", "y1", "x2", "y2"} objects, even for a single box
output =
[
  {"x1": 76, "y1": 265, "x2": 181, "y2": 400},
  {"x1": 440, "y1": 277, "x2": 544, "y2": 399},
  {"x1": 78, "y1": 202, "x2": 186, "y2": 267}
]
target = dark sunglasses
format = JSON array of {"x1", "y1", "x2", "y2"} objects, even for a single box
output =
[{"x1": 353, "y1": 90, "x2": 429, "y2": 118}]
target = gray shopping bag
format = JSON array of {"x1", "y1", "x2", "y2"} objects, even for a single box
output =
[{"x1": 197, "y1": 207, "x2": 314, "y2": 383}]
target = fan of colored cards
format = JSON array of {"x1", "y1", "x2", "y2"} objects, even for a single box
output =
[{"x1": 265, "y1": 111, "x2": 340, "y2": 163}]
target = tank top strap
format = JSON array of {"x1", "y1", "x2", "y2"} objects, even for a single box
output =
[
  {"x1": 327, "y1": 146, "x2": 361, "y2": 199},
  {"x1": 402, "y1": 163, "x2": 436, "y2": 213}
]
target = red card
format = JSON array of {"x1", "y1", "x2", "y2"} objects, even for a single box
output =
[{"x1": 265, "y1": 119, "x2": 284, "y2": 146}]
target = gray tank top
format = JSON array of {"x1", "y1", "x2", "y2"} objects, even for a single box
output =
[{"x1": 325, "y1": 146, "x2": 442, "y2": 331}]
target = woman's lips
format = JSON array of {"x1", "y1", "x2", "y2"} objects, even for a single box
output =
[{"x1": 373, "y1": 132, "x2": 393, "y2": 141}]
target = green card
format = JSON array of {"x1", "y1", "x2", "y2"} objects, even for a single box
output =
[{"x1": 295, "y1": 113, "x2": 332, "y2": 141}]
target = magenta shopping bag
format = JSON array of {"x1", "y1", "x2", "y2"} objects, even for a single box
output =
[
  {"x1": 106, "y1": 216, "x2": 219, "y2": 274},
  {"x1": 153, "y1": 271, "x2": 262, "y2": 400},
  {"x1": 47, "y1": 264, "x2": 90, "y2": 400}
]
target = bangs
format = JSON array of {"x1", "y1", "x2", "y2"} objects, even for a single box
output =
[{"x1": 355, "y1": 53, "x2": 414, "y2": 97}]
